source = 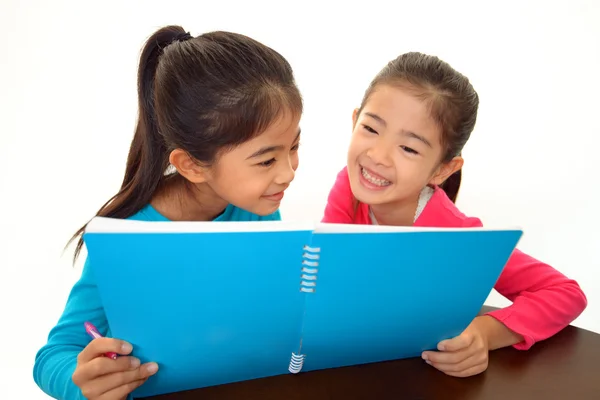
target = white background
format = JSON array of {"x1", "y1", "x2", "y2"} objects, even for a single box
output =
[{"x1": 1, "y1": 0, "x2": 598, "y2": 398}]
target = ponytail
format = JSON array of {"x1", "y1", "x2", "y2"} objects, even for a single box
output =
[
  {"x1": 66, "y1": 25, "x2": 303, "y2": 263},
  {"x1": 440, "y1": 169, "x2": 461, "y2": 203},
  {"x1": 67, "y1": 26, "x2": 192, "y2": 263}
]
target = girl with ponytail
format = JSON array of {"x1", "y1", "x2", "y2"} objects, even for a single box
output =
[
  {"x1": 34, "y1": 25, "x2": 302, "y2": 399},
  {"x1": 322, "y1": 52, "x2": 586, "y2": 378}
]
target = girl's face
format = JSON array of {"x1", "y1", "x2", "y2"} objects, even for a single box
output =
[
  {"x1": 347, "y1": 84, "x2": 460, "y2": 209},
  {"x1": 205, "y1": 110, "x2": 301, "y2": 216}
]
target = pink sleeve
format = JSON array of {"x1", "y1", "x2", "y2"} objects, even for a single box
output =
[
  {"x1": 485, "y1": 249, "x2": 587, "y2": 350},
  {"x1": 460, "y1": 218, "x2": 587, "y2": 350},
  {"x1": 322, "y1": 167, "x2": 355, "y2": 223}
]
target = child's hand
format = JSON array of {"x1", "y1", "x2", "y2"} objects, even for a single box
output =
[
  {"x1": 72, "y1": 337, "x2": 158, "y2": 399},
  {"x1": 421, "y1": 316, "x2": 490, "y2": 378}
]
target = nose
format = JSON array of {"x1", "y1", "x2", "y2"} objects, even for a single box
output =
[
  {"x1": 366, "y1": 138, "x2": 391, "y2": 166},
  {"x1": 274, "y1": 154, "x2": 297, "y2": 185}
]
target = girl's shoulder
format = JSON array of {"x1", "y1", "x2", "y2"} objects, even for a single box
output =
[
  {"x1": 128, "y1": 204, "x2": 170, "y2": 221},
  {"x1": 126, "y1": 204, "x2": 280, "y2": 222},
  {"x1": 416, "y1": 187, "x2": 483, "y2": 228},
  {"x1": 323, "y1": 166, "x2": 370, "y2": 224}
]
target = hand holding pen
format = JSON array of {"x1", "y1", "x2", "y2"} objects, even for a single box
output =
[{"x1": 70, "y1": 322, "x2": 158, "y2": 400}]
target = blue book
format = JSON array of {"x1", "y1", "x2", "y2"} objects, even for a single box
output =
[{"x1": 83, "y1": 218, "x2": 522, "y2": 398}]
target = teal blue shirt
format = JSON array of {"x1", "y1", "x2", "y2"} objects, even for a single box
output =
[{"x1": 33, "y1": 204, "x2": 281, "y2": 399}]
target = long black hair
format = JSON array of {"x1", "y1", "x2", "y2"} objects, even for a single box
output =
[{"x1": 68, "y1": 25, "x2": 303, "y2": 263}]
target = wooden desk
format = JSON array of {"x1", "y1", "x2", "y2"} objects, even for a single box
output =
[{"x1": 143, "y1": 307, "x2": 600, "y2": 399}]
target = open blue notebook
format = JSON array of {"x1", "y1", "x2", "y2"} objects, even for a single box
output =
[{"x1": 83, "y1": 218, "x2": 522, "y2": 398}]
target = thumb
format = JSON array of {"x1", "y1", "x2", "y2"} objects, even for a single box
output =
[{"x1": 438, "y1": 331, "x2": 473, "y2": 352}]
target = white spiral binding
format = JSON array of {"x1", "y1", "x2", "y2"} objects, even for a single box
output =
[
  {"x1": 300, "y1": 245, "x2": 320, "y2": 293},
  {"x1": 289, "y1": 352, "x2": 305, "y2": 373}
]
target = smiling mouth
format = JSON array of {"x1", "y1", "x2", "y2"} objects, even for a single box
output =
[
  {"x1": 361, "y1": 166, "x2": 391, "y2": 187},
  {"x1": 262, "y1": 191, "x2": 285, "y2": 201}
]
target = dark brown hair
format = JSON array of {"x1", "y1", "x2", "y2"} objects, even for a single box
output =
[
  {"x1": 358, "y1": 52, "x2": 479, "y2": 203},
  {"x1": 68, "y1": 25, "x2": 302, "y2": 262}
]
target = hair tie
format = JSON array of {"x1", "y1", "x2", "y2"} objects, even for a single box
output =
[{"x1": 175, "y1": 32, "x2": 193, "y2": 42}]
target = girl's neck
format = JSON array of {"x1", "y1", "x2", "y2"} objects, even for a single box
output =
[
  {"x1": 369, "y1": 196, "x2": 419, "y2": 227},
  {"x1": 150, "y1": 176, "x2": 228, "y2": 221},
  {"x1": 369, "y1": 186, "x2": 433, "y2": 226}
]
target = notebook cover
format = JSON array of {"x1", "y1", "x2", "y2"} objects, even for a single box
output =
[
  {"x1": 84, "y1": 218, "x2": 522, "y2": 396},
  {"x1": 298, "y1": 224, "x2": 522, "y2": 372},
  {"x1": 84, "y1": 219, "x2": 313, "y2": 397}
]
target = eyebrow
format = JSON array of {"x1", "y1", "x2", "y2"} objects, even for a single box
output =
[
  {"x1": 246, "y1": 128, "x2": 301, "y2": 159},
  {"x1": 363, "y1": 112, "x2": 432, "y2": 148}
]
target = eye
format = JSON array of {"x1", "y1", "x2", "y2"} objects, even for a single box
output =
[
  {"x1": 362, "y1": 124, "x2": 378, "y2": 134},
  {"x1": 258, "y1": 158, "x2": 276, "y2": 167},
  {"x1": 291, "y1": 142, "x2": 300, "y2": 151},
  {"x1": 400, "y1": 146, "x2": 419, "y2": 155}
]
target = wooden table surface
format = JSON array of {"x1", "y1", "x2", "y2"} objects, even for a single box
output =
[{"x1": 143, "y1": 307, "x2": 600, "y2": 399}]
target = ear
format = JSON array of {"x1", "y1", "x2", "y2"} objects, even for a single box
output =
[
  {"x1": 429, "y1": 156, "x2": 464, "y2": 186},
  {"x1": 352, "y1": 108, "x2": 360, "y2": 127},
  {"x1": 168, "y1": 149, "x2": 209, "y2": 184}
]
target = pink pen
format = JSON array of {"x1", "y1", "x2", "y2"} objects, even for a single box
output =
[{"x1": 84, "y1": 321, "x2": 118, "y2": 360}]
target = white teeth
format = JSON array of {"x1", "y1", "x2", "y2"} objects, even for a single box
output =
[{"x1": 361, "y1": 167, "x2": 391, "y2": 187}]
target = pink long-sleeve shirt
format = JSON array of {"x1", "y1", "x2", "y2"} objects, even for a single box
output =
[{"x1": 322, "y1": 167, "x2": 587, "y2": 350}]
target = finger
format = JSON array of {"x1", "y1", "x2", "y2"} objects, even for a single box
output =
[
  {"x1": 80, "y1": 362, "x2": 158, "y2": 399},
  {"x1": 96, "y1": 363, "x2": 159, "y2": 392},
  {"x1": 78, "y1": 338, "x2": 133, "y2": 364},
  {"x1": 74, "y1": 356, "x2": 141, "y2": 384},
  {"x1": 423, "y1": 346, "x2": 475, "y2": 365},
  {"x1": 438, "y1": 332, "x2": 474, "y2": 352},
  {"x1": 439, "y1": 361, "x2": 488, "y2": 378},
  {"x1": 96, "y1": 378, "x2": 148, "y2": 400},
  {"x1": 428, "y1": 351, "x2": 482, "y2": 372}
]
